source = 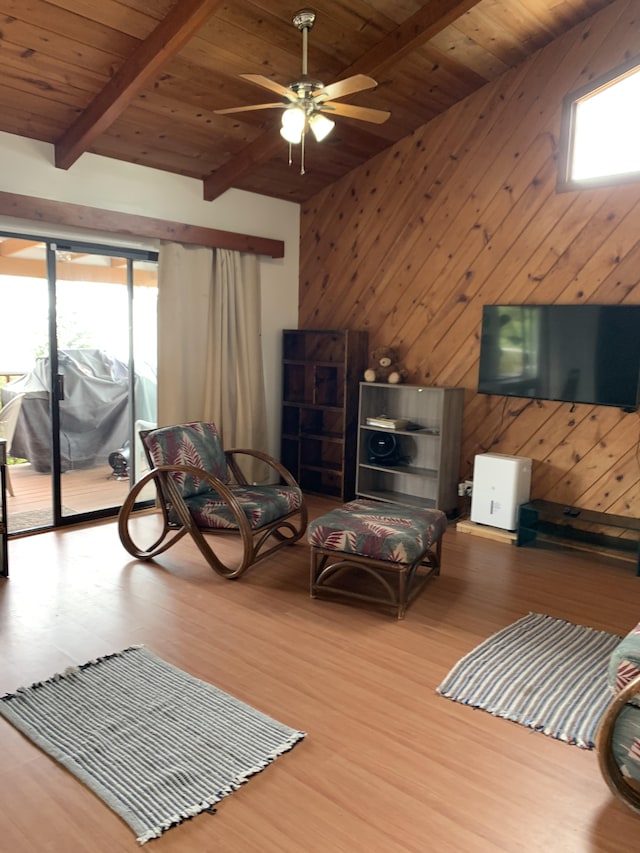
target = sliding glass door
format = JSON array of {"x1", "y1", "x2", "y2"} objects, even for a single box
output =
[
  {"x1": 52, "y1": 241, "x2": 158, "y2": 522},
  {"x1": 0, "y1": 232, "x2": 158, "y2": 533}
]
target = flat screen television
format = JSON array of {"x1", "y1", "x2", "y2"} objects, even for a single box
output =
[{"x1": 477, "y1": 304, "x2": 640, "y2": 411}]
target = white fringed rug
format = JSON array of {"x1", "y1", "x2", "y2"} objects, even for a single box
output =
[
  {"x1": 436, "y1": 612, "x2": 620, "y2": 748},
  {"x1": 0, "y1": 646, "x2": 305, "y2": 844}
]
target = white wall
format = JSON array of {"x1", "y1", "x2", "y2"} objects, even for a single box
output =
[{"x1": 0, "y1": 131, "x2": 300, "y2": 459}]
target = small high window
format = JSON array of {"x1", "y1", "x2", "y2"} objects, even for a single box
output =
[{"x1": 559, "y1": 57, "x2": 640, "y2": 191}]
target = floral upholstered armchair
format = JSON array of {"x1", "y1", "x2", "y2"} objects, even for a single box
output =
[
  {"x1": 118, "y1": 422, "x2": 307, "y2": 579},
  {"x1": 597, "y1": 622, "x2": 640, "y2": 813}
]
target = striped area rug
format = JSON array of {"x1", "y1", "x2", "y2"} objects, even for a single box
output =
[
  {"x1": 436, "y1": 612, "x2": 620, "y2": 748},
  {"x1": 0, "y1": 646, "x2": 305, "y2": 844}
]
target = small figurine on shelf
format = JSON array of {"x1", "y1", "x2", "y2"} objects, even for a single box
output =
[{"x1": 363, "y1": 345, "x2": 408, "y2": 384}]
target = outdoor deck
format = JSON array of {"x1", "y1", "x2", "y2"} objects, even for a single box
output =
[{"x1": 4, "y1": 461, "x2": 133, "y2": 534}]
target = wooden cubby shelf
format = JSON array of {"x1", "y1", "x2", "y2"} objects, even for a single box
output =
[{"x1": 281, "y1": 329, "x2": 368, "y2": 502}]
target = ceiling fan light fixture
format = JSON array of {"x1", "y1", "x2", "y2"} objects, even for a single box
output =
[
  {"x1": 280, "y1": 125, "x2": 302, "y2": 144},
  {"x1": 281, "y1": 106, "x2": 306, "y2": 143},
  {"x1": 309, "y1": 112, "x2": 335, "y2": 142}
]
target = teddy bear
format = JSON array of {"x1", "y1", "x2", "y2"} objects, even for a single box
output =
[{"x1": 363, "y1": 345, "x2": 408, "y2": 384}]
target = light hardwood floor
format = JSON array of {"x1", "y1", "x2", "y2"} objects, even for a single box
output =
[{"x1": 1, "y1": 495, "x2": 639, "y2": 852}]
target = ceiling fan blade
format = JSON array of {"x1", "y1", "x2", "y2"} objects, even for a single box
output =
[
  {"x1": 240, "y1": 73, "x2": 296, "y2": 101},
  {"x1": 313, "y1": 74, "x2": 378, "y2": 103},
  {"x1": 321, "y1": 101, "x2": 391, "y2": 124},
  {"x1": 214, "y1": 102, "x2": 284, "y2": 115}
]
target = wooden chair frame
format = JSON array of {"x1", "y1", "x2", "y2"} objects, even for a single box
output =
[
  {"x1": 597, "y1": 672, "x2": 640, "y2": 814},
  {"x1": 310, "y1": 537, "x2": 442, "y2": 619},
  {"x1": 118, "y1": 434, "x2": 307, "y2": 579}
]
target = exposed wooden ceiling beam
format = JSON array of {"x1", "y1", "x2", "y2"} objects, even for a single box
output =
[
  {"x1": 344, "y1": 0, "x2": 482, "y2": 78},
  {"x1": 0, "y1": 191, "x2": 285, "y2": 258},
  {"x1": 202, "y1": 0, "x2": 481, "y2": 202},
  {"x1": 55, "y1": 0, "x2": 223, "y2": 171},
  {"x1": 201, "y1": 134, "x2": 284, "y2": 207}
]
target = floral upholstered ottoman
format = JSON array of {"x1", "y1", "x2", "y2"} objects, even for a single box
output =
[{"x1": 307, "y1": 499, "x2": 447, "y2": 618}]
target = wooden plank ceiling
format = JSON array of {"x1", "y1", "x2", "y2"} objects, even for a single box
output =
[{"x1": 0, "y1": 0, "x2": 615, "y2": 203}]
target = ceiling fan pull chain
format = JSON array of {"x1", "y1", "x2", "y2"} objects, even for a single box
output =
[{"x1": 300, "y1": 130, "x2": 306, "y2": 175}]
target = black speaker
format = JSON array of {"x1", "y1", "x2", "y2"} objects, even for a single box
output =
[{"x1": 367, "y1": 431, "x2": 400, "y2": 465}]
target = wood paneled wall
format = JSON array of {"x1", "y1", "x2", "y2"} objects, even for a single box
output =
[{"x1": 299, "y1": 0, "x2": 640, "y2": 516}]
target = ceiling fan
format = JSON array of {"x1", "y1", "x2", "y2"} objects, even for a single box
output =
[{"x1": 214, "y1": 9, "x2": 391, "y2": 174}]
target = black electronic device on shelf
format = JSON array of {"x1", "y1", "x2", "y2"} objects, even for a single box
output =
[{"x1": 367, "y1": 431, "x2": 401, "y2": 465}]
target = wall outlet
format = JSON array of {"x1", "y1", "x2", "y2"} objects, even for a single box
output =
[{"x1": 464, "y1": 480, "x2": 473, "y2": 496}]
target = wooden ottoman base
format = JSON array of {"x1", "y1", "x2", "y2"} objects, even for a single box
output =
[{"x1": 307, "y1": 499, "x2": 447, "y2": 619}]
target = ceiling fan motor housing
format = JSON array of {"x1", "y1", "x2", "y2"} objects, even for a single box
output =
[{"x1": 290, "y1": 78, "x2": 324, "y2": 95}]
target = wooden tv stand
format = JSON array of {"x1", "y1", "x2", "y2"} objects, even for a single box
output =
[{"x1": 516, "y1": 499, "x2": 640, "y2": 574}]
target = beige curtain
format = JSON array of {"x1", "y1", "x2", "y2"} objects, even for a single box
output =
[
  {"x1": 157, "y1": 242, "x2": 214, "y2": 425},
  {"x1": 157, "y1": 243, "x2": 268, "y2": 482}
]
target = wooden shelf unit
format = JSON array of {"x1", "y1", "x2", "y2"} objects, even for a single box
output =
[
  {"x1": 356, "y1": 382, "x2": 464, "y2": 515},
  {"x1": 281, "y1": 329, "x2": 368, "y2": 501}
]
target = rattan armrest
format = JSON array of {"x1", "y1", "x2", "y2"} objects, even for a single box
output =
[{"x1": 597, "y1": 672, "x2": 640, "y2": 814}]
